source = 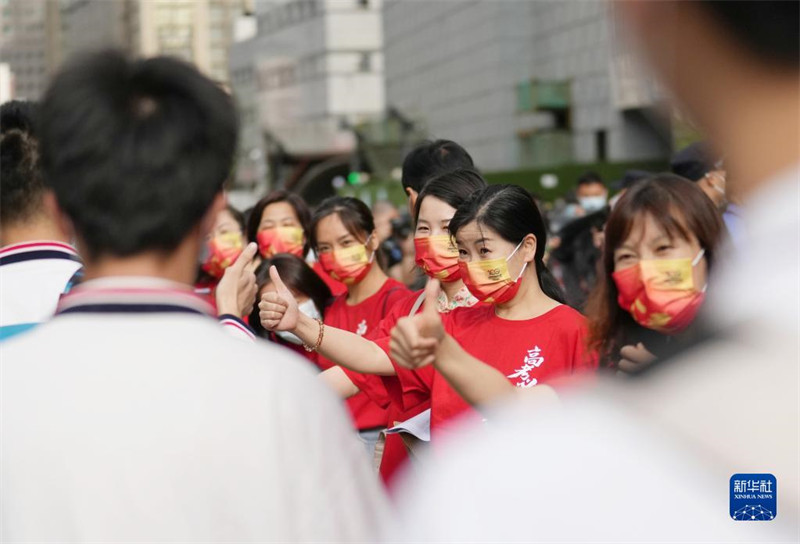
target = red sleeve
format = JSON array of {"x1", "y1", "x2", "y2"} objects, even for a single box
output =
[
  {"x1": 367, "y1": 290, "x2": 421, "y2": 342},
  {"x1": 341, "y1": 368, "x2": 391, "y2": 408}
]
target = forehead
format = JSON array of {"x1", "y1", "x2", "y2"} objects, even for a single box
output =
[
  {"x1": 577, "y1": 182, "x2": 606, "y2": 194},
  {"x1": 455, "y1": 220, "x2": 494, "y2": 243},
  {"x1": 261, "y1": 201, "x2": 298, "y2": 221},
  {"x1": 418, "y1": 195, "x2": 456, "y2": 221},
  {"x1": 316, "y1": 213, "x2": 354, "y2": 240},
  {"x1": 215, "y1": 209, "x2": 238, "y2": 227},
  {"x1": 619, "y1": 212, "x2": 688, "y2": 247}
]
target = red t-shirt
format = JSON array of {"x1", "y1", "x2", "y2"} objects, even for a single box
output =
[
  {"x1": 311, "y1": 261, "x2": 348, "y2": 297},
  {"x1": 389, "y1": 303, "x2": 596, "y2": 438},
  {"x1": 316, "y1": 277, "x2": 410, "y2": 430}
]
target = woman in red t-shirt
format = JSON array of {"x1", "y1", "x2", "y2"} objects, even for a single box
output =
[
  {"x1": 260, "y1": 170, "x2": 487, "y2": 484},
  {"x1": 247, "y1": 190, "x2": 347, "y2": 296},
  {"x1": 302, "y1": 196, "x2": 410, "y2": 452},
  {"x1": 389, "y1": 184, "x2": 598, "y2": 436}
]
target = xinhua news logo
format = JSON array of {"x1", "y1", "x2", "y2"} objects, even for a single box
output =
[{"x1": 730, "y1": 473, "x2": 777, "y2": 521}]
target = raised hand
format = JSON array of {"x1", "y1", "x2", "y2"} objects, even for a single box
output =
[
  {"x1": 617, "y1": 342, "x2": 657, "y2": 375},
  {"x1": 390, "y1": 279, "x2": 445, "y2": 369},
  {"x1": 259, "y1": 265, "x2": 300, "y2": 332},
  {"x1": 215, "y1": 242, "x2": 258, "y2": 317}
]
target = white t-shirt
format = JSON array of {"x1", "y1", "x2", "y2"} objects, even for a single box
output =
[
  {"x1": 1, "y1": 276, "x2": 388, "y2": 541},
  {"x1": 0, "y1": 241, "x2": 83, "y2": 340}
]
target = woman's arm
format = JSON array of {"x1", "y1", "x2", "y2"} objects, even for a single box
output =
[
  {"x1": 319, "y1": 366, "x2": 360, "y2": 398},
  {"x1": 259, "y1": 265, "x2": 395, "y2": 375},
  {"x1": 294, "y1": 312, "x2": 396, "y2": 376}
]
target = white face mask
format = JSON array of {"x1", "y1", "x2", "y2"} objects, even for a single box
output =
[
  {"x1": 578, "y1": 195, "x2": 607, "y2": 213},
  {"x1": 275, "y1": 299, "x2": 321, "y2": 345}
]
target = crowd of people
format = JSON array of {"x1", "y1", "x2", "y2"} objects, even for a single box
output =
[{"x1": 0, "y1": 0, "x2": 797, "y2": 541}]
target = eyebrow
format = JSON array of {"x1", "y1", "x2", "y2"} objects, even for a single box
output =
[{"x1": 336, "y1": 234, "x2": 355, "y2": 243}]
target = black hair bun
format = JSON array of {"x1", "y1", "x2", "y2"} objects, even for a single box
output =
[{"x1": 0, "y1": 100, "x2": 37, "y2": 136}]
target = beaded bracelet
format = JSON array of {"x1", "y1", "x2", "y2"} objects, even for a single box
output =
[{"x1": 303, "y1": 318, "x2": 325, "y2": 352}]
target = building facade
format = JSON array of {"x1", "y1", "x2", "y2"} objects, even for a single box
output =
[
  {"x1": 0, "y1": 0, "x2": 60, "y2": 100},
  {"x1": 382, "y1": 0, "x2": 670, "y2": 173},
  {"x1": 229, "y1": 0, "x2": 384, "y2": 198},
  {"x1": 58, "y1": 0, "x2": 249, "y2": 84}
]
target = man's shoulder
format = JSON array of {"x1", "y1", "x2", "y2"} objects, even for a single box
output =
[{"x1": 2, "y1": 313, "x2": 316, "y2": 378}]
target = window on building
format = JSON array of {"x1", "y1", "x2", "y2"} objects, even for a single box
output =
[
  {"x1": 358, "y1": 52, "x2": 371, "y2": 72},
  {"x1": 595, "y1": 130, "x2": 607, "y2": 162}
]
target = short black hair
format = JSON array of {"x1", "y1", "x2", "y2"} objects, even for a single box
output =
[
  {"x1": 39, "y1": 50, "x2": 238, "y2": 259},
  {"x1": 698, "y1": 1, "x2": 799, "y2": 68},
  {"x1": 401, "y1": 139, "x2": 475, "y2": 194},
  {"x1": 670, "y1": 142, "x2": 719, "y2": 182},
  {"x1": 576, "y1": 171, "x2": 604, "y2": 188},
  {"x1": 1, "y1": 100, "x2": 44, "y2": 226}
]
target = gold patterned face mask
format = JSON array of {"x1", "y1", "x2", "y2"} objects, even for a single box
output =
[
  {"x1": 613, "y1": 249, "x2": 706, "y2": 333},
  {"x1": 319, "y1": 237, "x2": 375, "y2": 285},
  {"x1": 458, "y1": 240, "x2": 527, "y2": 304}
]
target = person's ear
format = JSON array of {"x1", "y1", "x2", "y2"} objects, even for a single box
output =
[
  {"x1": 42, "y1": 190, "x2": 75, "y2": 242},
  {"x1": 523, "y1": 234, "x2": 538, "y2": 263},
  {"x1": 406, "y1": 188, "x2": 418, "y2": 216},
  {"x1": 200, "y1": 192, "x2": 227, "y2": 239},
  {"x1": 368, "y1": 230, "x2": 380, "y2": 251}
]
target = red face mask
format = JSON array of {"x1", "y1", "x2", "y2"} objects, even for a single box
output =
[
  {"x1": 414, "y1": 235, "x2": 460, "y2": 282},
  {"x1": 256, "y1": 226, "x2": 304, "y2": 258},
  {"x1": 318, "y1": 237, "x2": 374, "y2": 286},
  {"x1": 612, "y1": 249, "x2": 706, "y2": 334},
  {"x1": 459, "y1": 240, "x2": 527, "y2": 304},
  {"x1": 202, "y1": 232, "x2": 244, "y2": 279}
]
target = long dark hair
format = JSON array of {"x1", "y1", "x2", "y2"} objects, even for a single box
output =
[
  {"x1": 585, "y1": 173, "x2": 725, "y2": 366},
  {"x1": 414, "y1": 168, "x2": 488, "y2": 223},
  {"x1": 247, "y1": 190, "x2": 312, "y2": 256},
  {"x1": 249, "y1": 254, "x2": 333, "y2": 339},
  {"x1": 449, "y1": 184, "x2": 566, "y2": 304},
  {"x1": 309, "y1": 196, "x2": 375, "y2": 249}
]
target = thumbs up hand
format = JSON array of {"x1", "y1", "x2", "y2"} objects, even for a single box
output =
[
  {"x1": 390, "y1": 279, "x2": 445, "y2": 369},
  {"x1": 216, "y1": 242, "x2": 259, "y2": 317},
  {"x1": 259, "y1": 265, "x2": 300, "y2": 331}
]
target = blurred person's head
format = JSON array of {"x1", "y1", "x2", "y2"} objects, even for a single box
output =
[
  {"x1": 670, "y1": 141, "x2": 727, "y2": 209},
  {"x1": 413, "y1": 168, "x2": 487, "y2": 283},
  {"x1": 575, "y1": 171, "x2": 608, "y2": 213},
  {"x1": 248, "y1": 190, "x2": 311, "y2": 259},
  {"x1": 200, "y1": 205, "x2": 245, "y2": 280},
  {"x1": 39, "y1": 50, "x2": 237, "y2": 280},
  {"x1": 449, "y1": 185, "x2": 565, "y2": 306},
  {"x1": 586, "y1": 174, "x2": 725, "y2": 366},
  {"x1": 615, "y1": 1, "x2": 799, "y2": 196},
  {"x1": 310, "y1": 196, "x2": 380, "y2": 287},
  {"x1": 1, "y1": 100, "x2": 70, "y2": 245},
  {"x1": 249, "y1": 254, "x2": 331, "y2": 341},
  {"x1": 372, "y1": 200, "x2": 400, "y2": 243},
  {"x1": 609, "y1": 169, "x2": 652, "y2": 209},
  {"x1": 401, "y1": 139, "x2": 475, "y2": 214}
]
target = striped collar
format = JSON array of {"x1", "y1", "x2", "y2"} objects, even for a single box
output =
[
  {"x1": 0, "y1": 240, "x2": 82, "y2": 266},
  {"x1": 56, "y1": 276, "x2": 215, "y2": 317}
]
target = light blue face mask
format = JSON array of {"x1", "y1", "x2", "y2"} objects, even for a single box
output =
[
  {"x1": 579, "y1": 195, "x2": 608, "y2": 213},
  {"x1": 275, "y1": 299, "x2": 321, "y2": 345}
]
